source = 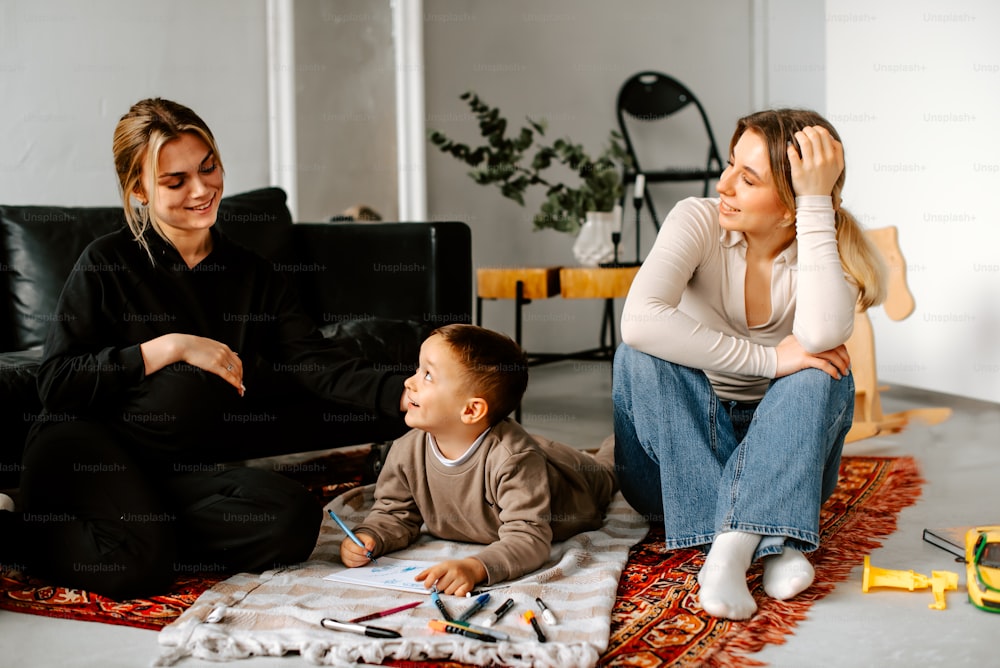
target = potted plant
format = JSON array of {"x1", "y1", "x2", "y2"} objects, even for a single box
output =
[{"x1": 428, "y1": 92, "x2": 629, "y2": 237}]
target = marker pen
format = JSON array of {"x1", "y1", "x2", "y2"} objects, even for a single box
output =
[
  {"x1": 431, "y1": 586, "x2": 453, "y2": 621},
  {"x1": 535, "y1": 596, "x2": 558, "y2": 625},
  {"x1": 320, "y1": 618, "x2": 400, "y2": 639},
  {"x1": 428, "y1": 619, "x2": 498, "y2": 643},
  {"x1": 205, "y1": 604, "x2": 227, "y2": 624},
  {"x1": 450, "y1": 619, "x2": 510, "y2": 641},
  {"x1": 347, "y1": 600, "x2": 422, "y2": 624},
  {"x1": 482, "y1": 598, "x2": 515, "y2": 628},
  {"x1": 523, "y1": 610, "x2": 547, "y2": 643},
  {"x1": 456, "y1": 592, "x2": 491, "y2": 622}
]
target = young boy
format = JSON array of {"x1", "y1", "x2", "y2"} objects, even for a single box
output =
[{"x1": 340, "y1": 324, "x2": 617, "y2": 596}]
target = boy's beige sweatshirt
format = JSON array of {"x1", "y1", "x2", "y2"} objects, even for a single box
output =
[{"x1": 353, "y1": 418, "x2": 617, "y2": 584}]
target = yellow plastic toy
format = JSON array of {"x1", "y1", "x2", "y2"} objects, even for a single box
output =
[
  {"x1": 966, "y1": 526, "x2": 1000, "y2": 613},
  {"x1": 862, "y1": 555, "x2": 959, "y2": 610}
]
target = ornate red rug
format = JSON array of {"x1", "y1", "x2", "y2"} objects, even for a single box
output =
[
  {"x1": 0, "y1": 454, "x2": 921, "y2": 667},
  {"x1": 0, "y1": 447, "x2": 369, "y2": 631},
  {"x1": 599, "y1": 455, "x2": 923, "y2": 667}
]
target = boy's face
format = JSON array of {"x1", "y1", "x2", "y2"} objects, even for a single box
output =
[{"x1": 403, "y1": 334, "x2": 476, "y2": 434}]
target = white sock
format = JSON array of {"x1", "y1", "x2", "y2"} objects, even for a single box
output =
[
  {"x1": 697, "y1": 531, "x2": 760, "y2": 620},
  {"x1": 0, "y1": 493, "x2": 14, "y2": 513},
  {"x1": 762, "y1": 548, "x2": 815, "y2": 600}
]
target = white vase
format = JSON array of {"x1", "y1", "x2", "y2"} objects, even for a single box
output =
[{"x1": 572, "y1": 206, "x2": 621, "y2": 266}]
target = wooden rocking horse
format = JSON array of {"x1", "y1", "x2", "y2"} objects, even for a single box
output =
[{"x1": 843, "y1": 226, "x2": 952, "y2": 443}]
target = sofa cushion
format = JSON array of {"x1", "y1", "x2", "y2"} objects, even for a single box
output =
[
  {"x1": 0, "y1": 188, "x2": 293, "y2": 351},
  {"x1": 319, "y1": 318, "x2": 422, "y2": 373},
  {"x1": 0, "y1": 206, "x2": 125, "y2": 351}
]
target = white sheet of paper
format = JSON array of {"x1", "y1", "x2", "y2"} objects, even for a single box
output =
[{"x1": 323, "y1": 556, "x2": 438, "y2": 594}]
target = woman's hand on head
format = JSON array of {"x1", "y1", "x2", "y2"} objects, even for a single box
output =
[
  {"x1": 774, "y1": 334, "x2": 850, "y2": 380},
  {"x1": 141, "y1": 333, "x2": 244, "y2": 395},
  {"x1": 787, "y1": 125, "x2": 844, "y2": 198}
]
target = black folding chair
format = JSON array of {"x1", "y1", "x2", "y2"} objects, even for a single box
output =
[{"x1": 616, "y1": 71, "x2": 724, "y2": 257}]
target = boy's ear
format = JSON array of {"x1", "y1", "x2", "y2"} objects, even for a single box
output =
[{"x1": 460, "y1": 397, "x2": 489, "y2": 425}]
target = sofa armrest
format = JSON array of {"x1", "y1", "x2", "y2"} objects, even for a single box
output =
[{"x1": 289, "y1": 221, "x2": 472, "y2": 337}]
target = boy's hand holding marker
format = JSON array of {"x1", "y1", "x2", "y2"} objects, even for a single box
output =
[{"x1": 335, "y1": 522, "x2": 379, "y2": 568}]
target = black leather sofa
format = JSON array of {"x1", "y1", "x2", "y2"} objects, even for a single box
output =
[{"x1": 0, "y1": 187, "x2": 471, "y2": 488}]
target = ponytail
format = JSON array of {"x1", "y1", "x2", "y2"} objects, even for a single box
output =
[{"x1": 835, "y1": 207, "x2": 887, "y2": 311}]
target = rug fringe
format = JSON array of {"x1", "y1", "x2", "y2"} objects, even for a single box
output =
[{"x1": 702, "y1": 456, "x2": 924, "y2": 667}]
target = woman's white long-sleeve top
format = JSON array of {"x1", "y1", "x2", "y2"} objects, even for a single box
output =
[{"x1": 620, "y1": 195, "x2": 859, "y2": 401}]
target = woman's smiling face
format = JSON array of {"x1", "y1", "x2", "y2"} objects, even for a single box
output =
[
  {"x1": 715, "y1": 128, "x2": 792, "y2": 238},
  {"x1": 141, "y1": 131, "x2": 223, "y2": 239}
]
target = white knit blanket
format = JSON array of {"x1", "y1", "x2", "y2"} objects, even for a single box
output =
[{"x1": 156, "y1": 484, "x2": 647, "y2": 667}]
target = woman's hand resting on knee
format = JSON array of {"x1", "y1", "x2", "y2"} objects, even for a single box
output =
[{"x1": 774, "y1": 334, "x2": 850, "y2": 380}]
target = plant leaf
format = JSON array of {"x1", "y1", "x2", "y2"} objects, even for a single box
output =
[{"x1": 428, "y1": 90, "x2": 626, "y2": 233}]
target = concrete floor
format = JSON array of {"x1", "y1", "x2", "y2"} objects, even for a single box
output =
[{"x1": 2, "y1": 360, "x2": 998, "y2": 667}]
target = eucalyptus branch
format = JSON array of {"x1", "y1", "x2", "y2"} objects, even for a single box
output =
[{"x1": 429, "y1": 91, "x2": 629, "y2": 233}]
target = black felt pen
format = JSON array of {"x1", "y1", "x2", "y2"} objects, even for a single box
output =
[
  {"x1": 523, "y1": 610, "x2": 547, "y2": 643},
  {"x1": 482, "y1": 597, "x2": 514, "y2": 628},
  {"x1": 320, "y1": 618, "x2": 401, "y2": 639}
]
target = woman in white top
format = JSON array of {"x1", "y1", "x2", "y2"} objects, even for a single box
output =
[{"x1": 613, "y1": 109, "x2": 886, "y2": 620}]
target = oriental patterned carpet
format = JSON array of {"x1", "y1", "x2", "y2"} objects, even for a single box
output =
[
  {"x1": 0, "y1": 453, "x2": 922, "y2": 667},
  {"x1": 0, "y1": 447, "x2": 369, "y2": 631},
  {"x1": 597, "y1": 455, "x2": 923, "y2": 667}
]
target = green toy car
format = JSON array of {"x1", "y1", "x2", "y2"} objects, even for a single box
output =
[{"x1": 966, "y1": 526, "x2": 1000, "y2": 612}]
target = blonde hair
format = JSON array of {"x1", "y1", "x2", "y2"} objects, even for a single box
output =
[
  {"x1": 112, "y1": 98, "x2": 224, "y2": 260},
  {"x1": 730, "y1": 109, "x2": 887, "y2": 311}
]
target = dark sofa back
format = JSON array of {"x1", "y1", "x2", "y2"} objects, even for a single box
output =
[
  {"x1": 0, "y1": 188, "x2": 294, "y2": 351},
  {"x1": 0, "y1": 205, "x2": 125, "y2": 351},
  {"x1": 0, "y1": 187, "x2": 472, "y2": 486},
  {"x1": 291, "y1": 221, "x2": 472, "y2": 368},
  {"x1": 293, "y1": 221, "x2": 471, "y2": 328}
]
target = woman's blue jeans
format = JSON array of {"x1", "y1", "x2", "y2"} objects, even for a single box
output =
[{"x1": 612, "y1": 343, "x2": 854, "y2": 561}]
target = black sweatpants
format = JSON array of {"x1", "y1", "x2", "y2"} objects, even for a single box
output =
[{"x1": 3, "y1": 419, "x2": 322, "y2": 600}]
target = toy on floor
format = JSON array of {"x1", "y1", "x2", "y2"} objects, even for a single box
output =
[
  {"x1": 861, "y1": 555, "x2": 958, "y2": 610},
  {"x1": 966, "y1": 526, "x2": 1000, "y2": 613}
]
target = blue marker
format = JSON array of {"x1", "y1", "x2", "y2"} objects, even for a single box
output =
[
  {"x1": 328, "y1": 508, "x2": 377, "y2": 564},
  {"x1": 456, "y1": 592, "x2": 491, "y2": 622},
  {"x1": 431, "y1": 586, "x2": 453, "y2": 621}
]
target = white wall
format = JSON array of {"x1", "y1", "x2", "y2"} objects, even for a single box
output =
[
  {"x1": 293, "y1": 0, "x2": 398, "y2": 222},
  {"x1": 0, "y1": 0, "x2": 270, "y2": 206},
  {"x1": 14, "y1": 1, "x2": 983, "y2": 404},
  {"x1": 422, "y1": 0, "x2": 826, "y2": 356},
  {"x1": 827, "y1": 0, "x2": 1000, "y2": 403},
  {"x1": 761, "y1": 0, "x2": 826, "y2": 110},
  {"x1": 423, "y1": 0, "x2": 750, "y2": 355}
]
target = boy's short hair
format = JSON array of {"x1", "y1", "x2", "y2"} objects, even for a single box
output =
[{"x1": 431, "y1": 324, "x2": 528, "y2": 425}]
